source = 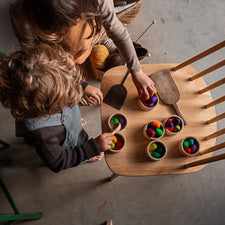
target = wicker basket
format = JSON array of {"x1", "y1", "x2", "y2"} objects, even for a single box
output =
[
  {"x1": 117, "y1": 0, "x2": 144, "y2": 26},
  {"x1": 92, "y1": 0, "x2": 144, "y2": 45}
]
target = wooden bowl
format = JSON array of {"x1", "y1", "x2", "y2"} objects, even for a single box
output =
[
  {"x1": 108, "y1": 113, "x2": 127, "y2": 132},
  {"x1": 138, "y1": 93, "x2": 159, "y2": 111},
  {"x1": 143, "y1": 120, "x2": 165, "y2": 141},
  {"x1": 179, "y1": 136, "x2": 200, "y2": 157},
  {"x1": 109, "y1": 133, "x2": 126, "y2": 153},
  {"x1": 146, "y1": 141, "x2": 167, "y2": 161},
  {"x1": 163, "y1": 115, "x2": 184, "y2": 136}
]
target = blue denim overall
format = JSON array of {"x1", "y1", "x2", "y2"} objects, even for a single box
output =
[{"x1": 23, "y1": 105, "x2": 82, "y2": 149}]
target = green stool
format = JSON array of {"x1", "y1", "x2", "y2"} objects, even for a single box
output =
[
  {"x1": 0, "y1": 139, "x2": 10, "y2": 148},
  {"x1": 0, "y1": 178, "x2": 43, "y2": 225},
  {"x1": 0, "y1": 140, "x2": 43, "y2": 224}
]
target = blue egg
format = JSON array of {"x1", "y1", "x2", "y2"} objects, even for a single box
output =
[{"x1": 187, "y1": 138, "x2": 194, "y2": 145}]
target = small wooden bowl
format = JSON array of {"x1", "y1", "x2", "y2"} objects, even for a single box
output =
[
  {"x1": 108, "y1": 113, "x2": 127, "y2": 132},
  {"x1": 143, "y1": 120, "x2": 165, "y2": 141},
  {"x1": 146, "y1": 141, "x2": 167, "y2": 161},
  {"x1": 109, "y1": 133, "x2": 126, "y2": 153},
  {"x1": 163, "y1": 115, "x2": 184, "y2": 136},
  {"x1": 179, "y1": 136, "x2": 200, "y2": 157},
  {"x1": 138, "y1": 93, "x2": 159, "y2": 111}
]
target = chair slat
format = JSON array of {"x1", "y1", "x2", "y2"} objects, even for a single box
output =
[
  {"x1": 204, "y1": 128, "x2": 225, "y2": 140},
  {"x1": 172, "y1": 40, "x2": 225, "y2": 71},
  {"x1": 204, "y1": 95, "x2": 225, "y2": 109},
  {"x1": 189, "y1": 60, "x2": 225, "y2": 81},
  {"x1": 199, "y1": 77, "x2": 225, "y2": 94},
  {"x1": 184, "y1": 152, "x2": 225, "y2": 169},
  {"x1": 200, "y1": 142, "x2": 225, "y2": 155},
  {"x1": 205, "y1": 112, "x2": 225, "y2": 124}
]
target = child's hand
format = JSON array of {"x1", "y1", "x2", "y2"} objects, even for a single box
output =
[
  {"x1": 131, "y1": 69, "x2": 155, "y2": 100},
  {"x1": 83, "y1": 85, "x2": 103, "y2": 105},
  {"x1": 95, "y1": 133, "x2": 113, "y2": 152}
]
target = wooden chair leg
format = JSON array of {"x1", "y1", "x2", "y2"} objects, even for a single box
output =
[
  {"x1": 109, "y1": 173, "x2": 119, "y2": 181},
  {"x1": 106, "y1": 219, "x2": 113, "y2": 225}
]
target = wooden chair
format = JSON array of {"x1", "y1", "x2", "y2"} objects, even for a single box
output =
[
  {"x1": 101, "y1": 40, "x2": 225, "y2": 180},
  {"x1": 0, "y1": 140, "x2": 43, "y2": 225},
  {"x1": 172, "y1": 40, "x2": 225, "y2": 169}
]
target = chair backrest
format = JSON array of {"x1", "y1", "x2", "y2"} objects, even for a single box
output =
[{"x1": 171, "y1": 40, "x2": 225, "y2": 168}]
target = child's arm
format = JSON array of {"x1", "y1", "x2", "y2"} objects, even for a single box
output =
[
  {"x1": 98, "y1": 0, "x2": 155, "y2": 98},
  {"x1": 27, "y1": 126, "x2": 102, "y2": 172}
]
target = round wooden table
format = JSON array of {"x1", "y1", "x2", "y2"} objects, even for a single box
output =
[{"x1": 101, "y1": 64, "x2": 216, "y2": 177}]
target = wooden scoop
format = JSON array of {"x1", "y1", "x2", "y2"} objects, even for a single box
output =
[
  {"x1": 149, "y1": 69, "x2": 187, "y2": 125},
  {"x1": 112, "y1": 122, "x2": 121, "y2": 134}
]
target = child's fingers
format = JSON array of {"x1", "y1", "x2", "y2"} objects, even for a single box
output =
[
  {"x1": 80, "y1": 97, "x2": 88, "y2": 105},
  {"x1": 91, "y1": 91, "x2": 103, "y2": 104},
  {"x1": 88, "y1": 97, "x2": 97, "y2": 105}
]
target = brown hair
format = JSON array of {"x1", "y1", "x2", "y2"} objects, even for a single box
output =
[
  {"x1": 10, "y1": 0, "x2": 102, "y2": 47},
  {"x1": 0, "y1": 44, "x2": 83, "y2": 119}
]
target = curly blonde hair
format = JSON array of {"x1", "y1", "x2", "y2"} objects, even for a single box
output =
[{"x1": 0, "y1": 44, "x2": 83, "y2": 119}]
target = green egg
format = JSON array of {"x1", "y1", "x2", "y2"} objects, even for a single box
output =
[
  {"x1": 183, "y1": 140, "x2": 190, "y2": 149},
  {"x1": 152, "y1": 151, "x2": 162, "y2": 159},
  {"x1": 149, "y1": 143, "x2": 157, "y2": 151},
  {"x1": 174, "y1": 125, "x2": 181, "y2": 132},
  {"x1": 112, "y1": 117, "x2": 119, "y2": 125},
  {"x1": 111, "y1": 142, "x2": 116, "y2": 149},
  {"x1": 155, "y1": 147, "x2": 165, "y2": 155},
  {"x1": 155, "y1": 128, "x2": 163, "y2": 137}
]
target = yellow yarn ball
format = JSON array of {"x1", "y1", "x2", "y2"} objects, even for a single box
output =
[{"x1": 90, "y1": 45, "x2": 109, "y2": 69}]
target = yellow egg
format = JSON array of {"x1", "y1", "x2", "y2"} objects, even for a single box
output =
[{"x1": 90, "y1": 45, "x2": 109, "y2": 69}]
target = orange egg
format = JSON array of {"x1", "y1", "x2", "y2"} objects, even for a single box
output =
[{"x1": 151, "y1": 121, "x2": 161, "y2": 128}]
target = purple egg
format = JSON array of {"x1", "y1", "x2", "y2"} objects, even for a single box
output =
[
  {"x1": 190, "y1": 144, "x2": 198, "y2": 154},
  {"x1": 150, "y1": 95, "x2": 158, "y2": 104},
  {"x1": 165, "y1": 120, "x2": 174, "y2": 128},
  {"x1": 147, "y1": 102, "x2": 155, "y2": 107},
  {"x1": 118, "y1": 115, "x2": 126, "y2": 125},
  {"x1": 173, "y1": 117, "x2": 181, "y2": 126}
]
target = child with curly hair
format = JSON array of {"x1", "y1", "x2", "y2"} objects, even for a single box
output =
[{"x1": 0, "y1": 44, "x2": 113, "y2": 172}]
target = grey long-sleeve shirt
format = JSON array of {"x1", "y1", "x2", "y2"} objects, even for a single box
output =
[{"x1": 98, "y1": 0, "x2": 141, "y2": 73}]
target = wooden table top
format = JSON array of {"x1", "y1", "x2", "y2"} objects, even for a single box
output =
[{"x1": 101, "y1": 64, "x2": 216, "y2": 176}]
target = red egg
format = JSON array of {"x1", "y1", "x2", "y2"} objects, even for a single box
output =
[
  {"x1": 146, "y1": 128, "x2": 156, "y2": 138},
  {"x1": 167, "y1": 126, "x2": 174, "y2": 132},
  {"x1": 184, "y1": 147, "x2": 191, "y2": 154},
  {"x1": 115, "y1": 141, "x2": 124, "y2": 150}
]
